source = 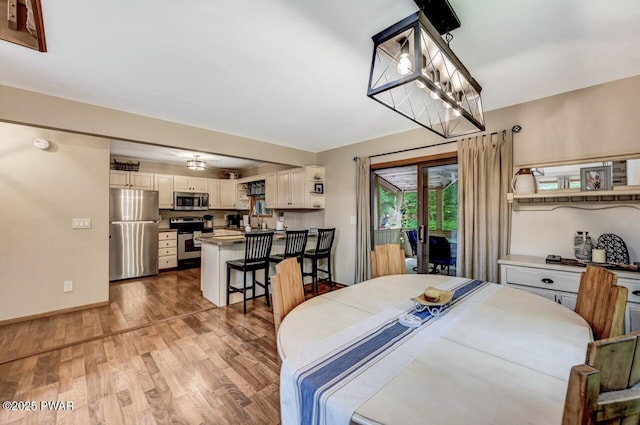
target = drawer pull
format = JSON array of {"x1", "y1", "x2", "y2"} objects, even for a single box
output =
[
  {"x1": 633, "y1": 291, "x2": 640, "y2": 297},
  {"x1": 541, "y1": 278, "x2": 554, "y2": 284}
]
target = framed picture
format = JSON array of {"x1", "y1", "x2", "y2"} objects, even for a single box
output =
[
  {"x1": 580, "y1": 166, "x2": 612, "y2": 191},
  {"x1": 1, "y1": 0, "x2": 47, "y2": 52},
  {"x1": 314, "y1": 182, "x2": 324, "y2": 194}
]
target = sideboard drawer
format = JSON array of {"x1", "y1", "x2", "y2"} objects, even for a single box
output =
[{"x1": 504, "y1": 266, "x2": 580, "y2": 293}]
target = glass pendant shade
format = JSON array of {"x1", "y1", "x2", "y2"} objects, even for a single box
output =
[
  {"x1": 187, "y1": 155, "x2": 206, "y2": 170},
  {"x1": 367, "y1": 11, "x2": 485, "y2": 138}
]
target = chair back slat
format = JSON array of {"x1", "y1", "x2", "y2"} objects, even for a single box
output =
[
  {"x1": 315, "y1": 228, "x2": 335, "y2": 255},
  {"x1": 575, "y1": 265, "x2": 627, "y2": 340},
  {"x1": 370, "y1": 244, "x2": 405, "y2": 278},
  {"x1": 272, "y1": 258, "x2": 305, "y2": 333},
  {"x1": 244, "y1": 232, "x2": 274, "y2": 263},
  {"x1": 284, "y1": 230, "x2": 308, "y2": 260}
]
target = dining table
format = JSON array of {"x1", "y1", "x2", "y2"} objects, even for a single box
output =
[{"x1": 278, "y1": 274, "x2": 593, "y2": 425}]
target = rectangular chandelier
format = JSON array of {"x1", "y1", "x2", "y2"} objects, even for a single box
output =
[{"x1": 367, "y1": 11, "x2": 485, "y2": 138}]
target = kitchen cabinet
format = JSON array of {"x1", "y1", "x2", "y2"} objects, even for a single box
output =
[
  {"x1": 208, "y1": 179, "x2": 220, "y2": 208},
  {"x1": 499, "y1": 254, "x2": 640, "y2": 333},
  {"x1": 277, "y1": 166, "x2": 325, "y2": 209},
  {"x1": 110, "y1": 171, "x2": 154, "y2": 190},
  {"x1": 158, "y1": 230, "x2": 177, "y2": 269},
  {"x1": 154, "y1": 174, "x2": 174, "y2": 209},
  {"x1": 173, "y1": 176, "x2": 208, "y2": 193},
  {"x1": 219, "y1": 179, "x2": 238, "y2": 209}
]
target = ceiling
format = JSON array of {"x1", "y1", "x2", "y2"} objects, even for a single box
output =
[
  {"x1": 375, "y1": 164, "x2": 457, "y2": 191},
  {"x1": 2, "y1": 1, "x2": 640, "y2": 153}
]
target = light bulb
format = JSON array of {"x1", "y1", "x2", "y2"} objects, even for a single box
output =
[
  {"x1": 453, "y1": 109, "x2": 461, "y2": 117},
  {"x1": 443, "y1": 100, "x2": 452, "y2": 109},
  {"x1": 397, "y1": 53, "x2": 412, "y2": 75}
]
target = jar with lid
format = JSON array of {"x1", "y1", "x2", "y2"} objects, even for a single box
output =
[{"x1": 574, "y1": 231, "x2": 592, "y2": 263}]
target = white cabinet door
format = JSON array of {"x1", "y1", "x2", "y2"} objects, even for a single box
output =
[
  {"x1": 129, "y1": 172, "x2": 154, "y2": 190},
  {"x1": 277, "y1": 170, "x2": 291, "y2": 208},
  {"x1": 173, "y1": 176, "x2": 191, "y2": 192},
  {"x1": 628, "y1": 304, "x2": 640, "y2": 333},
  {"x1": 208, "y1": 179, "x2": 220, "y2": 208},
  {"x1": 110, "y1": 170, "x2": 129, "y2": 188},
  {"x1": 219, "y1": 179, "x2": 237, "y2": 208},
  {"x1": 290, "y1": 168, "x2": 306, "y2": 207},
  {"x1": 265, "y1": 173, "x2": 277, "y2": 209},
  {"x1": 154, "y1": 174, "x2": 174, "y2": 209},
  {"x1": 558, "y1": 294, "x2": 577, "y2": 310},
  {"x1": 191, "y1": 177, "x2": 208, "y2": 192}
]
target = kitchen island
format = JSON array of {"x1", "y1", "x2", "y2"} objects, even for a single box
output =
[{"x1": 198, "y1": 231, "x2": 316, "y2": 307}]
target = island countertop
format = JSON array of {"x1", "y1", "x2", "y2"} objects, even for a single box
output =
[{"x1": 197, "y1": 230, "x2": 314, "y2": 246}]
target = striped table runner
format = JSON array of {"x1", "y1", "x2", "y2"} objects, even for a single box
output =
[{"x1": 280, "y1": 278, "x2": 498, "y2": 425}]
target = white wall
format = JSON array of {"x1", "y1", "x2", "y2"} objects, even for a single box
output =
[
  {"x1": 318, "y1": 74, "x2": 640, "y2": 285},
  {"x1": 0, "y1": 122, "x2": 110, "y2": 321}
]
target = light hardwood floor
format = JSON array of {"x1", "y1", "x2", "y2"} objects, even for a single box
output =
[{"x1": 0, "y1": 269, "x2": 343, "y2": 425}]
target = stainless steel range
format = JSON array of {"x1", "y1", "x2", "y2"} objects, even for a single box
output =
[{"x1": 169, "y1": 217, "x2": 213, "y2": 268}]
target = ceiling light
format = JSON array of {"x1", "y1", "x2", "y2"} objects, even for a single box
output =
[
  {"x1": 187, "y1": 155, "x2": 206, "y2": 170},
  {"x1": 367, "y1": 8, "x2": 485, "y2": 138}
]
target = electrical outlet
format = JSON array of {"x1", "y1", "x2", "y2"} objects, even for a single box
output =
[
  {"x1": 63, "y1": 280, "x2": 73, "y2": 292},
  {"x1": 72, "y1": 218, "x2": 92, "y2": 229}
]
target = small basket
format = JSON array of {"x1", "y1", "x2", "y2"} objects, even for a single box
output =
[{"x1": 112, "y1": 159, "x2": 140, "y2": 172}]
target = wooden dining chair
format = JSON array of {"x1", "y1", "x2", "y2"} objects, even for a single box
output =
[
  {"x1": 562, "y1": 332, "x2": 640, "y2": 425},
  {"x1": 370, "y1": 244, "x2": 406, "y2": 278},
  {"x1": 575, "y1": 265, "x2": 628, "y2": 340},
  {"x1": 271, "y1": 257, "x2": 305, "y2": 333}
]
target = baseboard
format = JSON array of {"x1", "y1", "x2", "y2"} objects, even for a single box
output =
[{"x1": 0, "y1": 300, "x2": 110, "y2": 326}]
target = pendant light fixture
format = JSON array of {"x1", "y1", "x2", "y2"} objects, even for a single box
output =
[
  {"x1": 367, "y1": 3, "x2": 485, "y2": 139},
  {"x1": 187, "y1": 155, "x2": 206, "y2": 171}
]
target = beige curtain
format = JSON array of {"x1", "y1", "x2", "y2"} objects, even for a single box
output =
[
  {"x1": 355, "y1": 157, "x2": 372, "y2": 283},
  {"x1": 457, "y1": 131, "x2": 513, "y2": 282}
]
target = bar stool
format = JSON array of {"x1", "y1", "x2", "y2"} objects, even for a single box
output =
[
  {"x1": 269, "y1": 229, "x2": 309, "y2": 265},
  {"x1": 303, "y1": 228, "x2": 335, "y2": 294},
  {"x1": 226, "y1": 232, "x2": 274, "y2": 314}
]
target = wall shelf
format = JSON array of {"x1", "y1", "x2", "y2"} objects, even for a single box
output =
[{"x1": 508, "y1": 188, "x2": 640, "y2": 211}]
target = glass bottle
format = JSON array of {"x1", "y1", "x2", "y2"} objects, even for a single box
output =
[{"x1": 574, "y1": 231, "x2": 592, "y2": 263}]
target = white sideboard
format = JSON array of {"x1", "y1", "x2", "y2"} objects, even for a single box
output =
[{"x1": 499, "y1": 255, "x2": 640, "y2": 333}]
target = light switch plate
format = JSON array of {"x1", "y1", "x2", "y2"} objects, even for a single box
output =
[
  {"x1": 63, "y1": 280, "x2": 73, "y2": 292},
  {"x1": 72, "y1": 218, "x2": 92, "y2": 229}
]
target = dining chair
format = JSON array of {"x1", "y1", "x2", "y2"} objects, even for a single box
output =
[
  {"x1": 270, "y1": 229, "x2": 308, "y2": 265},
  {"x1": 303, "y1": 228, "x2": 336, "y2": 294},
  {"x1": 562, "y1": 332, "x2": 640, "y2": 425},
  {"x1": 271, "y1": 257, "x2": 306, "y2": 333},
  {"x1": 428, "y1": 236, "x2": 453, "y2": 275},
  {"x1": 370, "y1": 244, "x2": 406, "y2": 278},
  {"x1": 575, "y1": 265, "x2": 628, "y2": 340},
  {"x1": 226, "y1": 232, "x2": 274, "y2": 314}
]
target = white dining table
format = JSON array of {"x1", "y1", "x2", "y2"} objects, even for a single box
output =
[{"x1": 278, "y1": 274, "x2": 592, "y2": 425}]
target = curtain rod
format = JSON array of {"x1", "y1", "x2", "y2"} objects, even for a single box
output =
[{"x1": 353, "y1": 125, "x2": 521, "y2": 161}]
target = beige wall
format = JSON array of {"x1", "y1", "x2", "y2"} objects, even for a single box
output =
[
  {"x1": 318, "y1": 74, "x2": 640, "y2": 285},
  {"x1": 0, "y1": 122, "x2": 110, "y2": 321},
  {"x1": 0, "y1": 85, "x2": 315, "y2": 167}
]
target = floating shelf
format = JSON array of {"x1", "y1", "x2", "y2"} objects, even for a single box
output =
[{"x1": 508, "y1": 188, "x2": 640, "y2": 211}]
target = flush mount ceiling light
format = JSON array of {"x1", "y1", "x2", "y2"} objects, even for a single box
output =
[
  {"x1": 367, "y1": 0, "x2": 485, "y2": 138},
  {"x1": 187, "y1": 155, "x2": 206, "y2": 170}
]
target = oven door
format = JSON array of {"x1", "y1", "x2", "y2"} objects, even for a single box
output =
[{"x1": 177, "y1": 232, "x2": 201, "y2": 260}]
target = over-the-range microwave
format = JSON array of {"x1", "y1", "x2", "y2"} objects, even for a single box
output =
[{"x1": 174, "y1": 191, "x2": 209, "y2": 211}]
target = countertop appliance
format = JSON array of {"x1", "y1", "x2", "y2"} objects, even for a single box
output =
[
  {"x1": 109, "y1": 188, "x2": 160, "y2": 281},
  {"x1": 203, "y1": 214, "x2": 213, "y2": 229},
  {"x1": 170, "y1": 217, "x2": 213, "y2": 268},
  {"x1": 227, "y1": 213, "x2": 241, "y2": 228},
  {"x1": 174, "y1": 191, "x2": 209, "y2": 211}
]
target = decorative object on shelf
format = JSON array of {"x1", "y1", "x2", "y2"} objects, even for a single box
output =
[
  {"x1": 580, "y1": 165, "x2": 611, "y2": 191},
  {"x1": 187, "y1": 155, "x2": 206, "y2": 171},
  {"x1": 112, "y1": 159, "x2": 140, "y2": 171},
  {"x1": 223, "y1": 171, "x2": 239, "y2": 179},
  {"x1": 592, "y1": 248, "x2": 606, "y2": 264},
  {"x1": 511, "y1": 168, "x2": 537, "y2": 195},
  {"x1": 313, "y1": 174, "x2": 322, "y2": 181},
  {"x1": 597, "y1": 233, "x2": 630, "y2": 264},
  {"x1": 574, "y1": 231, "x2": 592, "y2": 263},
  {"x1": 313, "y1": 182, "x2": 324, "y2": 194},
  {"x1": 366, "y1": 2, "x2": 484, "y2": 139}
]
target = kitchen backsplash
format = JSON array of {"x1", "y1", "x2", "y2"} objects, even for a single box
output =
[{"x1": 159, "y1": 209, "x2": 324, "y2": 231}]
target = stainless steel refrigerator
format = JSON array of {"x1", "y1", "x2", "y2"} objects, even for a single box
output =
[{"x1": 109, "y1": 188, "x2": 160, "y2": 281}]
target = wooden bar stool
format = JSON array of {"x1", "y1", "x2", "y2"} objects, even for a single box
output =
[
  {"x1": 303, "y1": 228, "x2": 335, "y2": 294},
  {"x1": 226, "y1": 232, "x2": 274, "y2": 314},
  {"x1": 269, "y1": 229, "x2": 308, "y2": 266}
]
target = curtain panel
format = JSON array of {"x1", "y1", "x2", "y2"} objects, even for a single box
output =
[
  {"x1": 457, "y1": 131, "x2": 513, "y2": 282},
  {"x1": 355, "y1": 157, "x2": 372, "y2": 283}
]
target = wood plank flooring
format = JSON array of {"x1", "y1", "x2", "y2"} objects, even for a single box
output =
[{"x1": 0, "y1": 269, "x2": 344, "y2": 425}]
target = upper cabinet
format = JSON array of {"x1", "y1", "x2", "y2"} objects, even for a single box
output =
[
  {"x1": 154, "y1": 174, "x2": 174, "y2": 209},
  {"x1": 174, "y1": 176, "x2": 208, "y2": 193},
  {"x1": 110, "y1": 171, "x2": 154, "y2": 190},
  {"x1": 208, "y1": 179, "x2": 220, "y2": 209},
  {"x1": 264, "y1": 173, "x2": 277, "y2": 209},
  {"x1": 219, "y1": 179, "x2": 238, "y2": 209},
  {"x1": 277, "y1": 166, "x2": 325, "y2": 209}
]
